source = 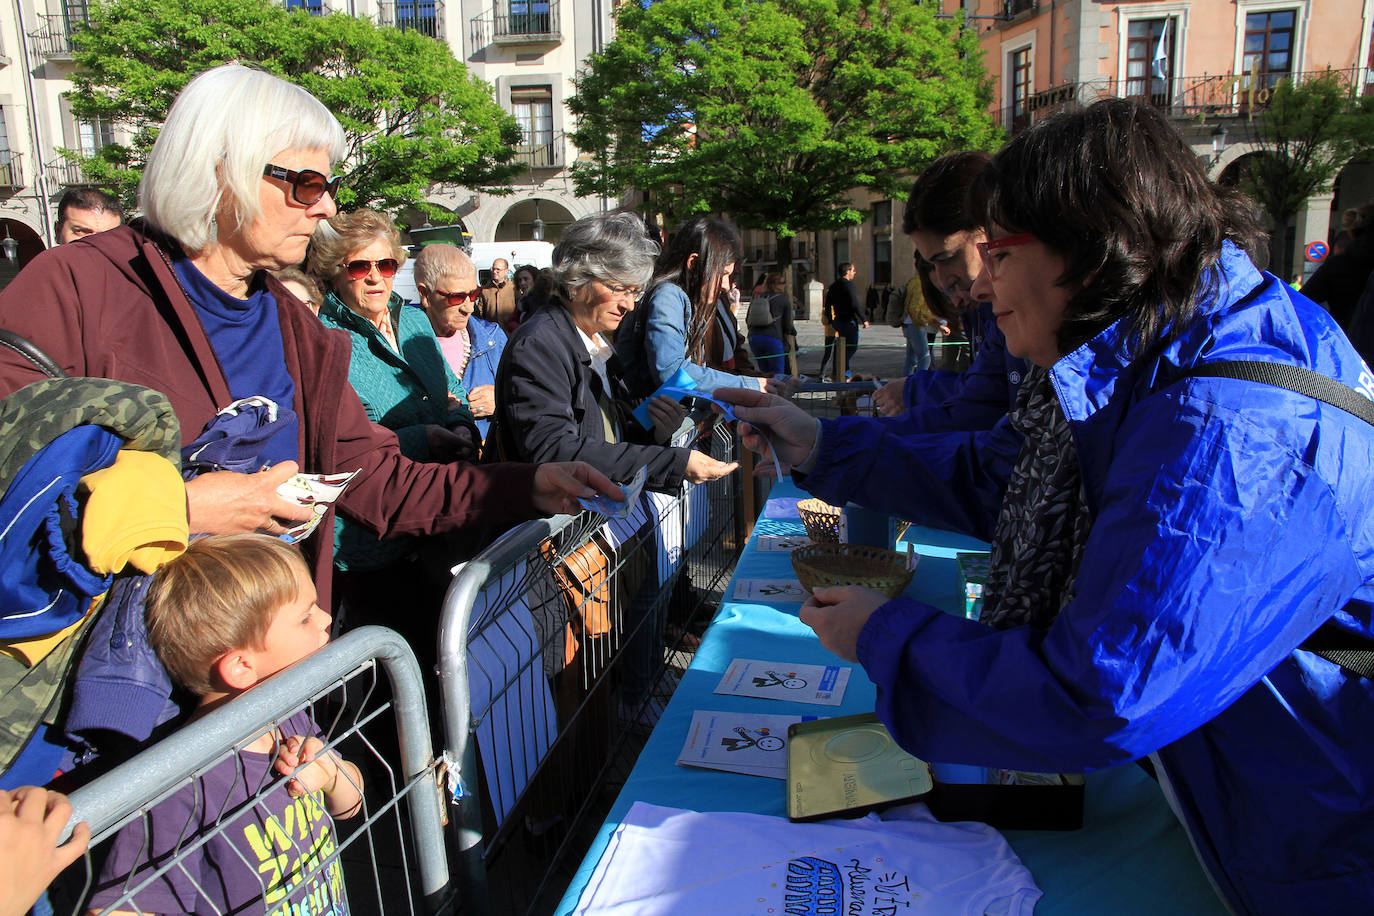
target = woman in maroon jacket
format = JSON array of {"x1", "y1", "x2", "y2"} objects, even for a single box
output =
[{"x1": 0, "y1": 64, "x2": 616, "y2": 608}]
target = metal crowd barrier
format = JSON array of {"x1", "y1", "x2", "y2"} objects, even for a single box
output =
[
  {"x1": 66, "y1": 626, "x2": 451, "y2": 916},
  {"x1": 791, "y1": 380, "x2": 885, "y2": 420},
  {"x1": 437, "y1": 413, "x2": 748, "y2": 916}
]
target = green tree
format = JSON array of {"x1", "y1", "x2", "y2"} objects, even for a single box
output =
[
  {"x1": 569, "y1": 0, "x2": 997, "y2": 263},
  {"x1": 1238, "y1": 70, "x2": 1374, "y2": 274},
  {"x1": 65, "y1": 0, "x2": 522, "y2": 217}
]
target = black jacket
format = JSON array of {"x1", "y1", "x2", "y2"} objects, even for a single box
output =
[
  {"x1": 825, "y1": 277, "x2": 863, "y2": 325},
  {"x1": 489, "y1": 303, "x2": 689, "y2": 491}
]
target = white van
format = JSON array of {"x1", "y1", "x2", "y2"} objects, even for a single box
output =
[{"x1": 469, "y1": 241, "x2": 555, "y2": 274}]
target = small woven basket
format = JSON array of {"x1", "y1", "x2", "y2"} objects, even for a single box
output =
[
  {"x1": 797, "y1": 498, "x2": 843, "y2": 543},
  {"x1": 790, "y1": 543, "x2": 916, "y2": 599}
]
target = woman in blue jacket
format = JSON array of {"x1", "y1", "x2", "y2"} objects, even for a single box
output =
[
  {"x1": 615, "y1": 217, "x2": 774, "y2": 398},
  {"x1": 721, "y1": 99, "x2": 1374, "y2": 915}
]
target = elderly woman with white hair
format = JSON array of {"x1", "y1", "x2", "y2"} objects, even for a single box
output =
[
  {"x1": 414, "y1": 243, "x2": 507, "y2": 442},
  {"x1": 0, "y1": 63, "x2": 617, "y2": 610},
  {"x1": 490, "y1": 210, "x2": 737, "y2": 490}
]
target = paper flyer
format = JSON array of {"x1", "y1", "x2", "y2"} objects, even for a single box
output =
[
  {"x1": 755, "y1": 533, "x2": 812, "y2": 553},
  {"x1": 713, "y1": 658, "x2": 852, "y2": 707},
  {"x1": 578, "y1": 465, "x2": 647, "y2": 520},
  {"x1": 731, "y1": 578, "x2": 808, "y2": 603},
  {"x1": 677, "y1": 710, "x2": 818, "y2": 779},
  {"x1": 276, "y1": 470, "x2": 359, "y2": 543}
]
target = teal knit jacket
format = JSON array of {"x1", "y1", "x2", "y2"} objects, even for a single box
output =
[{"x1": 318, "y1": 290, "x2": 477, "y2": 571}]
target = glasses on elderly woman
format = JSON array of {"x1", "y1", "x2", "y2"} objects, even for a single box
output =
[
  {"x1": 341, "y1": 258, "x2": 400, "y2": 281},
  {"x1": 261, "y1": 164, "x2": 343, "y2": 206},
  {"x1": 432, "y1": 287, "x2": 484, "y2": 306},
  {"x1": 975, "y1": 232, "x2": 1035, "y2": 279}
]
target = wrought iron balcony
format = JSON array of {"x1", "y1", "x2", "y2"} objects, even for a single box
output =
[
  {"x1": 513, "y1": 131, "x2": 564, "y2": 170},
  {"x1": 27, "y1": 13, "x2": 82, "y2": 59},
  {"x1": 992, "y1": 67, "x2": 1363, "y2": 135},
  {"x1": 470, "y1": 0, "x2": 560, "y2": 48},
  {"x1": 379, "y1": 0, "x2": 442, "y2": 39},
  {"x1": 47, "y1": 158, "x2": 91, "y2": 187},
  {"x1": 0, "y1": 153, "x2": 24, "y2": 190}
]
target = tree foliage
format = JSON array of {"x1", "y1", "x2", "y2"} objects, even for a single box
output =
[
  {"x1": 569, "y1": 0, "x2": 997, "y2": 256},
  {"x1": 1240, "y1": 71, "x2": 1374, "y2": 233},
  {"x1": 66, "y1": 0, "x2": 523, "y2": 217}
]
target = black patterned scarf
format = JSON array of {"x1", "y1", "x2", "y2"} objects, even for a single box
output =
[{"x1": 981, "y1": 366, "x2": 1093, "y2": 630}]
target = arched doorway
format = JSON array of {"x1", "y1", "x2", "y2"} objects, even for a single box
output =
[
  {"x1": 494, "y1": 198, "x2": 574, "y2": 244},
  {"x1": 0, "y1": 219, "x2": 47, "y2": 290}
]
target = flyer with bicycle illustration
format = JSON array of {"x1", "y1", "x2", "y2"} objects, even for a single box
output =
[
  {"x1": 713, "y1": 658, "x2": 852, "y2": 706},
  {"x1": 676, "y1": 711, "x2": 819, "y2": 779}
]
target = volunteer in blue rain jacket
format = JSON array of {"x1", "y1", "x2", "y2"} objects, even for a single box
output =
[{"x1": 719, "y1": 99, "x2": 1374, "y2": 915}]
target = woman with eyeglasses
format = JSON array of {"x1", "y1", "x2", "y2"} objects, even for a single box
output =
[
  {"x1": 723, "y1": 99, "x2": 1374, "y2": 913},
  {"x1": 413, "y1": 243, "x2": 507, "y2": 441},
  {"x1": 490, "y1": 210, "x2": 738, "y2": 490},
  {"x1": 0, "y1": 64, "x2": 618, "y2": 614}
]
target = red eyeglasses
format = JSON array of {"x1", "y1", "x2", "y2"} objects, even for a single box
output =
[
  {"x1": 433, "y1": 287, "x2": 484, "y2": 306},
  {"x1": 975, "y1": 232, "x2": 1036, "y2": 278},
  {"x1": 341, "y1": 258, "x2": 400, "y2": 281},
  {"x1": 262, "y1": 164, "x2": 342, "y2": 206}
]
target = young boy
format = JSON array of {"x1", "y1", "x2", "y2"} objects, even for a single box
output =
[{"x1": 89, "y1": 534, "x2": 361, "y2": 916}]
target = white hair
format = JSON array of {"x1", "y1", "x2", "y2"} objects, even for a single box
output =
[
  {"x1": 549, "y1": 211, "x2": 659, "y2": 294},
  {"x1": 140, "y1": 64, "x2": 347, "y2": 252}
]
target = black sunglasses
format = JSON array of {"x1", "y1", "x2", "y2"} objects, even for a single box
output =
[
  {"x1": 342, "y1": 258, "x2": 400, "y2": 281},
  {"x1": 262, "y1": 163, "x2": 343, "y2": 205}
]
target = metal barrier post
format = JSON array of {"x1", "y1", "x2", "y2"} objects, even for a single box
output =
[
  {"x1": 66, "y1": 626, "x2": 451, "y2": 912},
  {"x1": 436, "y1": 516, "x2": 572, "y2": 916}
]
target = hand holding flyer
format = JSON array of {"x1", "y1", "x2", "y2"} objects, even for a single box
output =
[{"x1": 275, "y1": 470, "x2": 359, "y2": 543}]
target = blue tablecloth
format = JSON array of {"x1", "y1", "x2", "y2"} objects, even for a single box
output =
[{"x1": 556, "y1": 481, "x2": 1226, "y2": 914}]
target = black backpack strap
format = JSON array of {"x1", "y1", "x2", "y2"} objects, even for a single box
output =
[
  {"x1": 0, "y1": 329, "x2": 66, "y2": 380},
  {"x1": 1175, "y1": 360, "x2": 1374, "y2": 677}
]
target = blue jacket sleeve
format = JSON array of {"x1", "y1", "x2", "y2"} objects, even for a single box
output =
[
  {"x1": 639, "y1": 284, "x2": 762, "y2": 393},
  {"x1": 892, "y1": 324, "x2": 1022, "y2": 435},
  {"x1": 902, "y1": 370, "x2": 963, "y2": 409},
  {"x1": 797, "y1": 414, "x2": 1020, "y2": 540},
  {"x1": 855, "y1": 389, "x2": 1367, "y2": 773}
]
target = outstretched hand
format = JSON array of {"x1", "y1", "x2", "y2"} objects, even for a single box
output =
[
  {"x1": 711, "y1": 387, "x2": 819, "y2": 475},
  {"x1": 533, "y1": 462, "x2": 624, "y2": 516},
  {"x1": 0, "y1": 787, "x2": 89, "y2": 916},
  {"x1": 185, "y1": 462, "x2": 316, "y2": 537},
  {"x1": 874, "y1": 379, "x2": 906, "y2": 417},
  {"x1": 798, "y1": 585, "x2": 890, "y2": 662}
]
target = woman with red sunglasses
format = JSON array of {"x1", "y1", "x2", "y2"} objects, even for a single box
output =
[{"x1": 308, "y1": 208, "x2": 486, "y2": 631}]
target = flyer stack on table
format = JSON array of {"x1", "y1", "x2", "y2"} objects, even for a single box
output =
[{"x1": 556, "y1": 480, "x2": 1226, "y2": 915}]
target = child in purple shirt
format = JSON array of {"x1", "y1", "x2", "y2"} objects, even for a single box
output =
[{"x1": 89, "y1": 535, "x2": 362, "y2": 916}]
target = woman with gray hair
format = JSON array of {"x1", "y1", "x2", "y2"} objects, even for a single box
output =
[
  {"x1": 490, "y1": 210, "x2": 737, "y2": 490},
  {"x1": 0, "y1": 63, "x2": 618, "y2": 611},
  {"x1": 413, "y1": 243, "x2": 507, "y2": 441}
]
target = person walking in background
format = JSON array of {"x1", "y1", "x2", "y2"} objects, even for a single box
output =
[
  {"x1": 746, "y1": 271, "x2": 795, "y2": 375},
  {"x1": 54, "y1": 188, "x2": 123, "y2": 245},
  {"x1": 886, "y1": 257, "x2": 950, "y2": 375},
  {"x1": 825, "y1": 262, "x2": 866, "y2": 379}
]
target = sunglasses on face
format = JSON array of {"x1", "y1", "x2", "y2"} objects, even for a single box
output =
[
  {"x1": 433, "y1": 287, "x2": 484, "y2": 306},
  {"x1": 342, "y1": 258, "x2": 400, "y2": 281},
  {"x1": 262, "y1": 163, "x2": 343, "y2": 206}
]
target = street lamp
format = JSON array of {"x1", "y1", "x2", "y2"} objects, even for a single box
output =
[
  {"x1": 531, "y1": 199, "x2": 545, "y2": 241},
  {"x1": 1, "y1": 224, "x2": 18, "y2": 263},
  {"x1": 1211, "y1": 124, "x2": 1228, "y2": 165}
]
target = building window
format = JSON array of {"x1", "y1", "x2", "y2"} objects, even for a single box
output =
[
  {"x1": 62, "y1": 0, "x2": 88, "y2": 26},
  {"x1": 286, "y1": 0, "x2": 325, "y2": 14},
  {"x1": 507, "y1": 0, "x2": 551, "y2": 34},
  {"x1": 832, "y1": 237, "x2": 850, "y2": 275},
  {"x1": 1125, "y1": 18, "x2": 1173, "y2": 108},
  {"x1": 1007, "y1": 46, "x2": 1032, "y2": 132},
  {"x1": 512, "y1": 87, "x2": 554, "y2": 147},
  {"x1": 0, "y1": 109, "x2": 17, "y2": 187},
  {"x1": 77, "y1": 117, "x2": 113, "y2": 156},
  {"x1": 1244, "y1": 9, "x2": 1296, "y2": 92},
  {"x1": 872, "y1": 200, "x2": 891, "y2": 230},
  {"x1": 873, "y1": 236, "x2": 892, "y2": 286}
]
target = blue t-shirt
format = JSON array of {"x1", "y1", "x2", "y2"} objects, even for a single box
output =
[{"x1": 173, "y1": 258, "x2": 300, "y2": 467}]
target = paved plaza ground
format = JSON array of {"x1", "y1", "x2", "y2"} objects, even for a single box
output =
[{"x1": 780, "y1": 315, "x2": 971, "y2": 381}]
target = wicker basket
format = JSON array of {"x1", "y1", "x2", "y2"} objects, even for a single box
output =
[
  {"x1": 797, "y1": 498, "x2": 843, "y2": 543},
  {"x1": 790, "y1": 543, "x2": 916, "y2": 599}
]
